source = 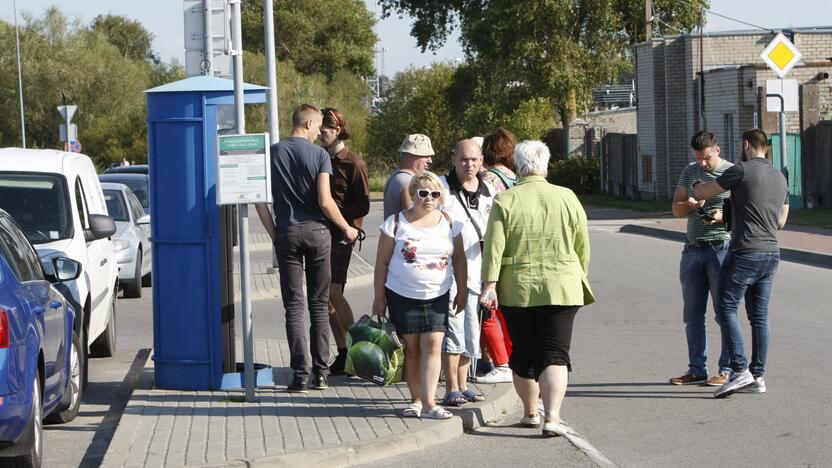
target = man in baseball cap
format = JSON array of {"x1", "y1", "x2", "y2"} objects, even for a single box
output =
[{"x1": 382, "y1": 134, "x2": 435, "y2": 218}]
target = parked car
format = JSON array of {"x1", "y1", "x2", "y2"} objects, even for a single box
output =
[
  {"x1": 102, "y1": 164, "x2": 148, "y2": 176},
  {"x1": 0, "y1": 209, "x2": 83, "y2": 467},
  {"x1": 0, "y1": 148, "x2": 119, "y2": 381},
  {"x1": 101, "y1": 183, "x2": 151, "y2": 298},
  {"x1": 98, "y1": 173, "x2": 150, "y2": 214}
]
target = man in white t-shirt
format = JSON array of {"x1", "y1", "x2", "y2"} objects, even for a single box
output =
[{"x1": 439, "y1": 139, "x2": 495, "y2": 405}]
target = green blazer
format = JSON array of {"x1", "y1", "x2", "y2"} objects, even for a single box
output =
[{"x1": 481, "y1": 175, "x2": 595, "y2": 308}]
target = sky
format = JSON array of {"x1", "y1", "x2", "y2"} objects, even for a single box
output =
[{"x1": 2, "y1": 1, "x2": 830, "y2": 77}]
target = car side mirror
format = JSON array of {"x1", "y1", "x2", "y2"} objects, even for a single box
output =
[
  {"x1": 48, "y1": 257, "x2": 82, "y2": 283},
  {"x1": 136, "y1": 214, "x2": 150, "y2": 225},
  {"x1": 85, "y1": 214, "x2": 116, "y2": 242}
]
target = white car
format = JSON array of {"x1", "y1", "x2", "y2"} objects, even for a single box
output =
[
  {"x1": 100, "y1": 182, "x2": 151, "y2": 298},
  {"x1": 0, "y1": 148, "x2": 120, "y2": 384}
]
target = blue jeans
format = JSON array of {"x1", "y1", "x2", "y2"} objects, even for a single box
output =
[
  {"x1": 679, "y1": 241, "x2": 731, "y2": 377},
  {"x1": 715, "y1": 251, "x2": 780, "y2": 377}
]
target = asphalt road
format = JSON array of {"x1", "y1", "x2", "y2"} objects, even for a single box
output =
[{"x1": 39, "y1": 202, "x2": 832, "y2": 467}]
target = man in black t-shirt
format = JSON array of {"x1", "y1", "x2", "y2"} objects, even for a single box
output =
[
  {"x1": 693, "y1": 128, "x2": 789, "y2": 399},
  {"x1": 254, "y1": 104, "x2": 358, "y2": 393}
]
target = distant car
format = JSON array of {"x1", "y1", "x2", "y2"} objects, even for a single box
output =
[
  {"x1": 98, "y1": 173, "x2": 150, "y2": 214},
  {"x1": 102, "y1": 164, "x2": 148, "y2": 176},
  {"x1": 101, "y1": 183, "x2": 151, "y2": 298},
  {"x1": 0, "y1": 209, "x2": 83, "y2": 467}
]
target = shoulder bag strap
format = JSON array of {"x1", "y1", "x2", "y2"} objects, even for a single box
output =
[
  {"x1": 488, "y1": 167, "x2": 515, "y2": 188},
  {"x1": 456, "y1": 192, "x2": 483, "y2": 243}
]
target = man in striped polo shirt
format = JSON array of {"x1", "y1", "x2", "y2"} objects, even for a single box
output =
[{"x1": 669, "y1": 131, "x2": 733, "y2": 387}]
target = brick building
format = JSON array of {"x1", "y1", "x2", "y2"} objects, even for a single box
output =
[{"x1": 635, "y1": 27, "x2": 832, "y2": 200}]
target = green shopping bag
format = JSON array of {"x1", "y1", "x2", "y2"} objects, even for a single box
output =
[{"x1": 344, "y1": 315, "x2": 405, "y2": 386}]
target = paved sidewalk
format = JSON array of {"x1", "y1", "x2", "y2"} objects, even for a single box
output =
[{"x1": 101, "y1": 240, "x2": 518, "y2": 468}]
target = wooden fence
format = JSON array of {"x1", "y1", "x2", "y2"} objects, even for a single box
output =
[{"x1": 600, "y1": 132, "x2": 639, "y2": 198}]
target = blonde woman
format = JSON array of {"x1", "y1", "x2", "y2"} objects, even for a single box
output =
[{"x1": 372, "y1": 171, "x2": 467, "y2": 419}]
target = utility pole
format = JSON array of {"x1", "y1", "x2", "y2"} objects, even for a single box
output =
[
  {"x1": 645, "y1": 0, "x2": 653, "y2": 41},
  {"x1": 202, "y1": 0, "x2": 214, "y2": 75}
]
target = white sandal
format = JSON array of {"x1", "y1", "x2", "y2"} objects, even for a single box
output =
[
  {"x1": 421, "y1": 406, "x2": 453, "y2": 420},
  {"x1": 402, "y1": 403, "x2": 422, "y2": 418}
]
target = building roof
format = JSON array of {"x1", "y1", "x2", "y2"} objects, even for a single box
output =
[{"x1": 146, "y1": 75, "x2": 268, "y2": 94}]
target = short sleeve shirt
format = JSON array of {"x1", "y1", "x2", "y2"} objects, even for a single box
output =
[
  {"x1": 382, "y1": 170, "x2": 413, "y2": 219},
  {"x1": 270, "y1": 137, "x2": 332, "y2": 229},
  {"x1": 716, "y1": 157, "x2": 788, "y2": 252},
  {"x1": 677, "y1": 160, "x2": 732, "y2": 243},
  {"x1": 380, "y1": 212, "x2": 463, "y2": 300}
]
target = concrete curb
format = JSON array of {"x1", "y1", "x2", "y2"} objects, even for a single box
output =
[
  {"x1": 200, "y1": 383, "x2": 520, "y2": 468},
  {"x1": 620, "y1": 224, "x2": 832, "y2": 269}
]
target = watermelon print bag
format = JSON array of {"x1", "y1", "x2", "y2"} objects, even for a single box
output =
[{"x1": 344, "y1": 315, "x2": 405, "y2": 386}]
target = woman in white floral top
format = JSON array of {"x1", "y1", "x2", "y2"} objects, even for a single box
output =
[{"x1": 373, "y1": 171, "x2": 467, "y2": 420}]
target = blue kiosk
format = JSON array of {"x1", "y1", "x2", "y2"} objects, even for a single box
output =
[{"x1": 145, "y1": 76, "x2": 270, "y2": 390}]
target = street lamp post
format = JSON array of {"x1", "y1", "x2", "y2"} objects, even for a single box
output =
[{"x1": 13, "y1": 0, "x2": 26, "y2": 148}]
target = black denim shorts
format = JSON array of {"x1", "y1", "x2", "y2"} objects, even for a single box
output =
[{"x1": 385, "y1": 288, "x2": 449, "y2": 335}]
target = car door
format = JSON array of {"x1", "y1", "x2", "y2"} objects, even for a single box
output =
[
  {"x1": 126, "y1": 191, "x2": 151, "y2": 274},
  {"x1": 0, "y1": 215, "x2": 66, "y2": 402},
  {"x1": 72, "y1": 176, "x2": 108, "y2": 339}
]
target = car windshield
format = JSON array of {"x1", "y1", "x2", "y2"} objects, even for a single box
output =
[
  {"x1": 0, "y1": 173, "x2": 72, "y2": 244},
  {"x1": 99, "y1": 176, "x2": 149, "y2": 212},
  {"x1": 103, "y1": 190, "x2": 129, "y2": 222}
]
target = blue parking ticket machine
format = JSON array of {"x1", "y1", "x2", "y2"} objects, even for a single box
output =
[{"x1": 145, "y1": 76, "x2": 267, "y2": 390}]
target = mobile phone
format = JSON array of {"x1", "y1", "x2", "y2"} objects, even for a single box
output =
[{"x1": 697, "y1": 207, "x2": 715, "y2": 222}]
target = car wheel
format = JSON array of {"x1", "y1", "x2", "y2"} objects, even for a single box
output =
[
  {"x1": 11, "y1": 369, "x2": 43, "y2": 467},
  {"x1": 141, "y1": 271, "x2": 152, "y2": 288},
  {"x1": 123, "y1": 251, "x2": 142, "y2": 299},
  {"x1": 90, "y1": 291, "x2": 117, "y2": 358},
  {"x1": 45, "y1": 331, "x2": 83, "y2": 424}
]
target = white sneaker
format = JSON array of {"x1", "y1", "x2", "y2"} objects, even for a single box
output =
[
  {"x1": 741, "y1": 376, "x2": 766, "y2": 394},
  {"x1": 476, "y1": 365, "x2": 512, "y2": 384},
  {"x1": 714, "y1": 369, "x2": 754, "y2": 398}
]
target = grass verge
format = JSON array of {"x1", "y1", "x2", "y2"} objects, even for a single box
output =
[{"x1": 787, "y1": 208, "x2": 832, "y2": 230}]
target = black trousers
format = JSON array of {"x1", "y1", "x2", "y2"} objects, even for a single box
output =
[
  {"x1": 276, "y1": 221, "x2": 332, "y2": 379},
  {"x1": 502, "y1": 304, "x2": 579, "y2": 381}
]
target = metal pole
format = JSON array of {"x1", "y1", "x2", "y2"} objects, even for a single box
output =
[
  {"x1": 263, "y1": 0, "x2": 281, "y2": 271},
  {"x1": 13, "y1": 0, "x2": 26, "y2": 148},
  {"x1": 229, "y1": 0, "x2": 255, "y2": 402},
  {"x1": 203, "y1": 0, "x2": 214, "y2": 75},
  {"x1": 779, "y1": 77, "x2": 788, "y2": 178},
  {"x1": 645, "y1": 0, "x2": 652, "y2": 41}
]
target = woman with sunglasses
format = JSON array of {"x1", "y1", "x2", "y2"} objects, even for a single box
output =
[
  {"x1": 372, "y1": 171, "x2": 467, "y2": 420},
  {"x1": 319, "y1": 107, "x2": 370, "y2": 375}
]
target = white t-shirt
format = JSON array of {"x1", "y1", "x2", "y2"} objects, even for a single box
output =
[
  {"x1": 440, "y1": 175, "x2": 494, "y2": 294},
  {"x1": 380, "y1": 211, "x2": 464, "y2": 300}
]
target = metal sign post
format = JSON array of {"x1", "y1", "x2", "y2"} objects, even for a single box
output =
[
  {"x1": 228, "y1": 0, "x2": 255, "y2": 402},
  {"x1": 761, "y1": 32, "x2": 802, "y2": 176}
]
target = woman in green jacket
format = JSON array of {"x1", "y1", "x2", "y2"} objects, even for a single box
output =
[{"x1": 479, "y1": 140, "x2": 595, "y2": 438}]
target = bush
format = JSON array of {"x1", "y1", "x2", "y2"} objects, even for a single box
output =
[{"x1": 547, "y1": 157, "x2": 600, "y2": 195}]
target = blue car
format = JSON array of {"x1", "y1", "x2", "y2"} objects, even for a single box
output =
[{"x1": 0, "y1": 210, "x2": 83, "y2": 467}]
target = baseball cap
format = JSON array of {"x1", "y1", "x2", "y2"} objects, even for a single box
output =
[{"x1": 398, "y1": 134, "x2": 435, "y2": 157}]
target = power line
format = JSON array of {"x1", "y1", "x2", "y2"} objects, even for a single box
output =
[{"x1": 670, "y1": 0, "x2": 771, "y2": 32}]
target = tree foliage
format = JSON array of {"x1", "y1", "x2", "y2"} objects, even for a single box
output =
[
  {"x1": 378, "y1": 0, "x2": 708, "y2": 126},
  {"x1": 90, "y1": 14, "x2": 154, "y2": 62},
  {"x1": 0, "y1": 8, "x2": 183, "y2": 168},
  {"x1": 241, "y1": 0, "x2": 377, "y2": 79}
]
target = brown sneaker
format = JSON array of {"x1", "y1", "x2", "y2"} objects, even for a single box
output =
[
  {"x1": 669, "y1": 373, "x2": 708, "y2": 385},
  {"x1": 705, "y1": 372, "x2": 730, "y2": 386}
]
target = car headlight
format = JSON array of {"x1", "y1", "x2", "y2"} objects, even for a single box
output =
[{"x1": 113, "y1": 239, "x2": 130, "y2": 251}]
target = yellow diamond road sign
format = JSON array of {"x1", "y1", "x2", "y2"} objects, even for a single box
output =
[{"x1": 761, "y1": 32, "x2": 802, "y2": 78}]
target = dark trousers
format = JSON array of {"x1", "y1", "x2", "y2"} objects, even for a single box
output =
[{"x1": 276, "y1": 221, "x2": 332, "y2": 379}]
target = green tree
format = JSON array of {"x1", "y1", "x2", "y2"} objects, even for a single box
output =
[
  {"x1": 0, "y1": 8, "x2": 183, "y2": 167},
  {"x1": 366, "y1": 64, "x2": 461, "y2": 172},
  {"x1": 241, "y1": 0, "x2": 377, "y2": 79},
  {"x1": 377, "y1": 0, "x2": 707, "y2": 131},
  {"x1": 90, "y1": 14, "x2": 154, "y2": 62}
]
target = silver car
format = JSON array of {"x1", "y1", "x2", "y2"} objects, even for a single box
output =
[{"x1": 100, "y1": 183, "x2": 151, "y2": 298}]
